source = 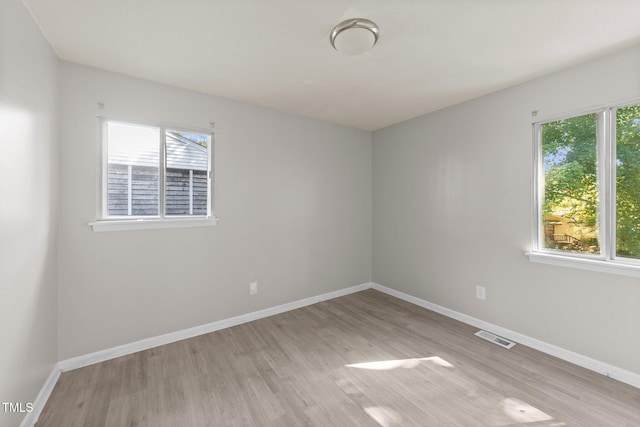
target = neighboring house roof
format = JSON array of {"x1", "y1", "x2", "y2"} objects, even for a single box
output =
[
  {"x1": 543, "y1": 213, "x2": 573, "y2": 224},
  {"x1": 166, "y1": 132, "x2": 208, "y2": 171},
  {"x1": 108, "y1": 130, "x2": 208, "y2": 171}
]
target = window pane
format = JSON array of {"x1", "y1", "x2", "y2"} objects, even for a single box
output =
[
  {"x1": 540, "y1": 114, "x2": 600, "y2": 254},
  {"x1": 165, "y1": 130, "x2": 209, "y2": 216},
  {"x1": 106, "y1": 122, "x2": 160, "y2": 216},
  {"x1": 616, "y1": 104, "x2": 640, "y2": 259}
]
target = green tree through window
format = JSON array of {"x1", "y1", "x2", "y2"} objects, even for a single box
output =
[
  {"x1": 616, "y1": 105, "x2": 640, "y2": 258},
  {"x1": 541, "y1": 114, "x2": 599, "y2": 254},
  {"x1": 535, "y1": 102, "x2": 640, "y2": 262}
]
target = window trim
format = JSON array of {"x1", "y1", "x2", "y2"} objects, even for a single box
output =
[
  {"x1": 91, "y1": 116, "x2": 217, "y2": 232},
  {"x1": 525, "y1": 251, "x2": 640, "y2": 278},
  {"x1": 528, "y1": 100, "x2": 640, "y2": 276},
  {"x1": 89, "y1": 217, "x2": 217, "y2": 233}
]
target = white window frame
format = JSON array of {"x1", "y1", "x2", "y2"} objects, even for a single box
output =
[
  {"x1": 527, "y1": 101, "x2": 640, "y2": 278},
  {"x1": 89, "y1": 117, "x2": 217, "y2": 232}
]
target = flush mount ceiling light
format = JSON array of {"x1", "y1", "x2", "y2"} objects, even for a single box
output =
[{"x1": 330, "y1": 18, "x2": 379, "y2": 55}]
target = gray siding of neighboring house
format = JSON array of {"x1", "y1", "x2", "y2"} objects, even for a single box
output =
[
  {"x1": 166, "y1": 168, "x2": 208, "y2": 216},
  {"x1": 107, "y1": 165, "x2": 159, "y2": 216},
  {"x1": 107, "y1": 165, "x2": 208, "y2": 216},
  {"x1": 106, "y1": 131, "x2": 209, "y2": 216}
]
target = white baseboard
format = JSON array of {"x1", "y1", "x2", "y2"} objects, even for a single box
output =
[
  {"x1": 371, "y1": 282, "x2": 640, "y2": 390},
  {"x1": 20, "y1": 363, "x2": 61, "y2": 427},
  {"x1": 58, "y1": 282, "x2": 374, "y2": 372}
]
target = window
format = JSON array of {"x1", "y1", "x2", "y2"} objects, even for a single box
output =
[
  {"x1": 91, "y1": 119, "x2": 215, "y2": 231},
  {"x1": 531, "y1": 102, "x2": 640, "y2": 274}
]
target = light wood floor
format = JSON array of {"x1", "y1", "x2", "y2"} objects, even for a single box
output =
[{"x1": 37, "y1": 290, "x2": 640, "y2": 426}]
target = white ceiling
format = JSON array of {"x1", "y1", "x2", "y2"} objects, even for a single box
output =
[{"x1": 22, "y1": 0, "x2": 640, "y2": 131}]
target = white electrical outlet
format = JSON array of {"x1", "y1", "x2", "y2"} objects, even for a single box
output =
[
  {"x1": 476, "y1": 286, "x2": 486, "y2": 300},
  {"x1": 249, "y1": 282, "x2": 258, "y2": 295}
]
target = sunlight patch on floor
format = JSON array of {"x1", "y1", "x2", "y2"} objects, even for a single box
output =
[
  {"x1": 346, "y1": 356, "x2": 454, "y2": 371},
  {"x1": 342, "y1": 358, "x2": 569, "y2": 426},
  {"x1": 364, "y1": 406, "x2": 403, "y2": 427},
  {"x1": 499, "y1": 398, "x2": 564, "y2": 426}
]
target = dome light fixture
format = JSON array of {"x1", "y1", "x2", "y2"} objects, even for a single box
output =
[{"x1": 330, "y1": 18, "x2": 379, "y2": 56}]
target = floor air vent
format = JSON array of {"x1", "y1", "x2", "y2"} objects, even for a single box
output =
[{"x1": 474, "y1": 330, "x2": 516, "y2": 349}]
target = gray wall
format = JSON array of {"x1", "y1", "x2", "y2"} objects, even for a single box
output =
[
  {"x1": 58, "y1": 63, "x2": 372, "y2": 359},
  {"x1": 373, "y1": 45, "x2": 640, "y2": 375},
  {"x1": 0, "y1": 1, "x2": 59, "y2": 426}
]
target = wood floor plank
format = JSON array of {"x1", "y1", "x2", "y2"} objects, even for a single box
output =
[{"x1": 37, "y1": 290, "x2": 640, "y2": 426}]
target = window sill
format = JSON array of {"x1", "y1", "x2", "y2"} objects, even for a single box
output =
[
  {"x1": 89, "y1": 217, "x2": 218, "y2": 233},
  {"x1": 525, "y1": 251, "x2": 640, "y2": 278}
]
